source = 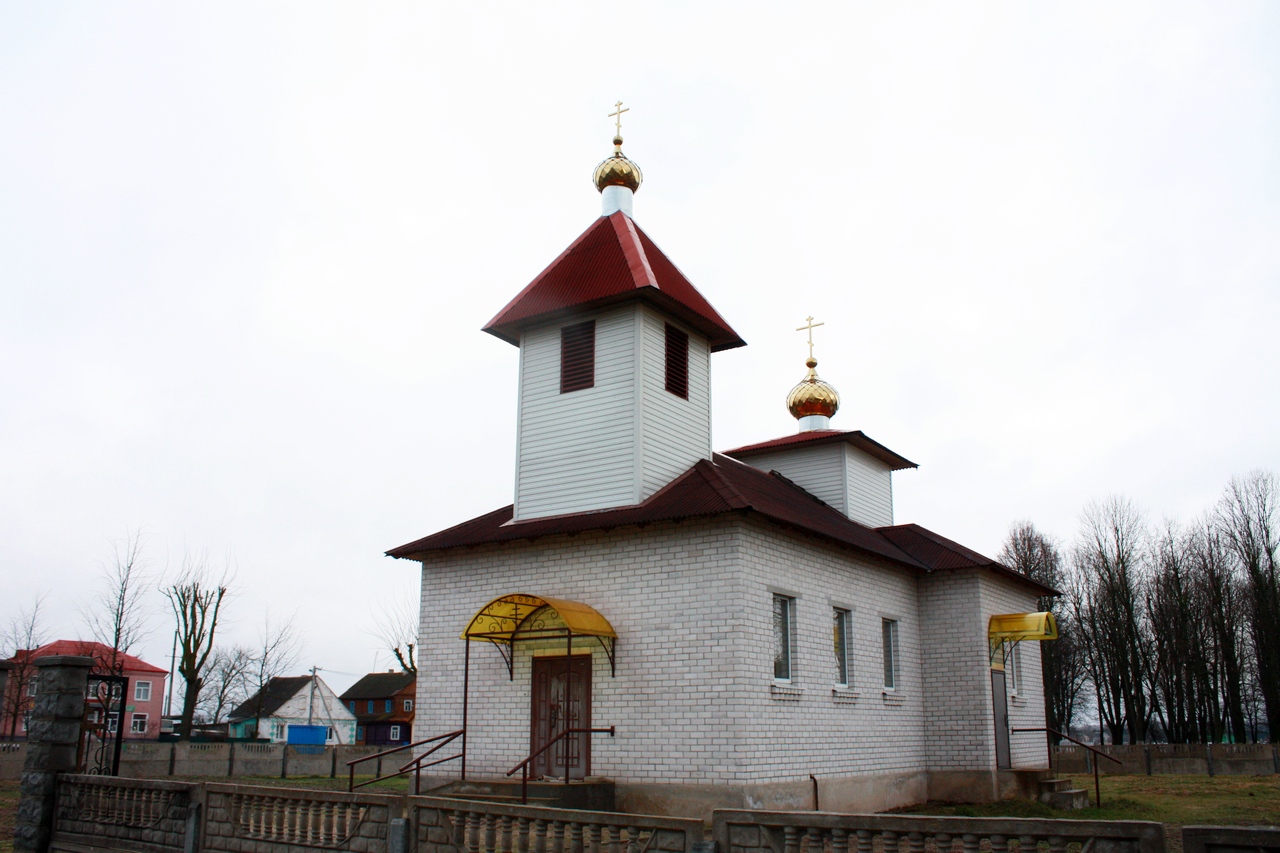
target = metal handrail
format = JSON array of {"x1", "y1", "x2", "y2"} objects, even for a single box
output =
[
  {"x1": 347, "y1": 729, "x2": 464, "y2": 793},
  {"x1": 1012, "y1": 726, "x2": 1121, "y2": 807},
  {"x1": 505, "y1": 726, "x2": 615, "y2": 804}
]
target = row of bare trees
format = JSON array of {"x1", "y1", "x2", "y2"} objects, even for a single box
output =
[
  {"x1": 1004, "y1": 470, "x2": 1279, "y2": 744},
  {"x1": 3, "y1": 530, "x2": 420, "y2": 741}
]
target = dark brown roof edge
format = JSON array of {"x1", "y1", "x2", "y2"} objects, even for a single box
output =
[{"x1": 724, "y1": 430, "x2": 917, "y2": 471}]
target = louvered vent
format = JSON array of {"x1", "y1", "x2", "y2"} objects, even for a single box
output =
[
  {"x1": 560, "y1": 320, "x2": 596, "y2": 393},
  {"x1": 664, "y1": 323, "x2": 689, "y2": 399}
]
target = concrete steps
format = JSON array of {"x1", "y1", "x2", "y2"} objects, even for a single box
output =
[
  {"x1": 431, "y1": 778, "x2": 616, "y2": 811},
  {"x1": 1038, "y1": 777, "x2": 1089, "y2": 810}
]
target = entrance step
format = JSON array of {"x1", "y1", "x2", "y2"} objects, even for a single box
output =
[
  {"x1": 1038, "y1": 778, "x2": 1089, "y2": 810},
  {"x1": 432, "y1": 778, "x2": 616, "y2": 812}
]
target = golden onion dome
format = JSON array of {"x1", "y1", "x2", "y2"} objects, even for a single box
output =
[
  {"x1": 786, "y1": 357, "x2": 840, "y2": 420},
  {"x1": 593, "y1": 135, "x2": 643, "y2": 193}
]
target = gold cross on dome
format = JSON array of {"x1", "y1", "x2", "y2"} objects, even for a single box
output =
[
  {"x1": 609, "y1": 101, "x2": 629, "y2": 136},
  {"x1": 796, "y1": 315, "x2": 825, "y2": 359}
]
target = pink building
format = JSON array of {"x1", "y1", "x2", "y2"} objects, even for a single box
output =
[{"x1": 1, "y1": 640, "x2": 167, "y2": 740}]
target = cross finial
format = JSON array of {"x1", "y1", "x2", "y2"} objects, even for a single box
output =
[
  {"x1": 796, "y1": 315, "x2": 825, "y2": 360},
  {"x1": 609, "y1": 101, "x2": 629, "y2": 137}
]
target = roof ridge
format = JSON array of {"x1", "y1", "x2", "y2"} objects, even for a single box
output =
[
  {"x1": 482, "y1": 216, "x2": 612, "y2": 331},
  {"x1": 698, "y1": 457, "x2": 752, "y2": 509},
  {"x1": 610, "y1": 212, "x2": 659, "y2": 290}
]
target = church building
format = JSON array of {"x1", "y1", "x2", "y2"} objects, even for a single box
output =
[{"x1": 389, "y1": 110, "x2": 1055, "y2": 817}]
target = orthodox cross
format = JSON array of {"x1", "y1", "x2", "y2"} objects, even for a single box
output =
[
  {"x1": 609, "y1": 101, "x2": 629, "y2": 136},
  {"x1": 796, "y1": 315, "x2": 825, "y2": 360}
]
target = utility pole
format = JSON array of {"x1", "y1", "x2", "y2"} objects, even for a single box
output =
[
  {"x1": 306, "y1": 666, "x2": 318, "y2": 725},
  {"x1": 165, "y1": 629, "x2": 178, "y2": 717}
]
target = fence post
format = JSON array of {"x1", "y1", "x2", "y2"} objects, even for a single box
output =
[
  {"x1": 330, "y1": 746, "x2": 337, "y2": 779},
  {"x1": 281, "y1": 744, "x2": 289, "y2": 779},
  {"x1": 1144, "y1": 744, "x2": 1151, "y2": 776},
  {"x1": 1273, "y1": 745, "x2": 1278, "y2": 775},
  {"x1": 13, "y1": 654, "x2": 93, "y2": 853},
  {"x1": 227, "y1": 742, "x2": 235, "y2": 777},
  {"x1": 1205, "y1": 744, "x2": 1214, "y2": 777},
  {"x1": 169, "y1": 743, "x2": 177, "y2": 776},
  {"x1": 183, "y1": 802, "x2": 203, "y2": 853}
]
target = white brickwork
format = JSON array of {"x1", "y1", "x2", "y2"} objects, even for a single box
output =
[
  {"x1": 412, "y1": 514, "x2": 1046, "y2": 788},
  {"x1": 979, "y1": 573, "x2": 1047, "y2": 769}
]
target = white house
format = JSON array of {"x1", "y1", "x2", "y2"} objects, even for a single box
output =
[
  {"x1": 389, "y1": 122, "x2": 1055, "y2": 817},
  {"x1": 227, "y1": 675, "x2": 357, "y2": 745}
]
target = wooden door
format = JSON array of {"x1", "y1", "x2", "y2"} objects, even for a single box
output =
[
  {"x1": 530, "y1": 656, "x2": 592, "y2": 780},
  {"x1": 992, "y1": 668, "x2": 1011, "y2": 770}
]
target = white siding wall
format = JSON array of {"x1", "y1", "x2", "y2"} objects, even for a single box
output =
[
  {"x1": 413, "y1": 516, "x2": 931, "y2": 787},
  {"x1": 515, "y1": 305, "x2": 640, "y2": 520},
  {"x1": 738, "y1": 444, "x2": 848, "y2": 514},
  {"x1": 638, "y1": 305, "x2": 712, "y2": 498},
  {"x1": 844, "y1": 446, "x2": 894, "y2": 527}
]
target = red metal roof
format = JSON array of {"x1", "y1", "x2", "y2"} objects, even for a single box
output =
[
  {"x1": 723, "y1": 430, "x2": 918, "y2": 471},
  {"x1": 483, "y1": 212, "x2": 745, "y2": 352},
  {"x1": 9, "y1": 640, "x2": 168, "y2": 674},
  {"x1": 386, "y1": 455, "x2": 1054, "y2": 596}
]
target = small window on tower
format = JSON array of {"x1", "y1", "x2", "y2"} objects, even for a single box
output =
[
  {"x1": 560, "y1": 320, "x2": 596, "y2": 393},
  {"x1": 664, "y1": 324, "x2": 689, "y2": 399}
]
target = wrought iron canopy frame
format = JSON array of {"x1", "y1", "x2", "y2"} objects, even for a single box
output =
[{"x1": 466, "y1": 627, "x2": 617, "y2": 680}]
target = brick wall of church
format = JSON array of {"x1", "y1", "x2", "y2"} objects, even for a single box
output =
[
  {"x1": 979, "y1": 573, "x2": 1047, "y2": 769},
  {"x1": 412, "y1": 516, "x2": 1039, "y2": 787}
]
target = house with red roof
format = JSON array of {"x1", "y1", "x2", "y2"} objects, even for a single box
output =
[
  {"x1": 1, "y1": 640, "x2": 167, "y2": 740},
  {"x1": 387, "y1": 116, "x2": 1056, "y2": 818}
]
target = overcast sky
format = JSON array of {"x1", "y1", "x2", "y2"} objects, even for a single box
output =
[{"x1": 2, "y1": 3, "x2": 1277, "y2": 694}]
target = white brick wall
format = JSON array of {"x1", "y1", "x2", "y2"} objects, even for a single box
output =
[{"x1": 413, "y1": 516, "x2": 1044, "y2": 786}]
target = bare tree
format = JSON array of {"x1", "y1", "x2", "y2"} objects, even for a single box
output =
[
  {"x1": 241, "y1": 613, "x2": 301, "y2": 737},
  {"x1": 2, "y1": 596, "x2": 51, "y2": 739},
  {"x1": 1217, "y1": 471, "x2": 1280, "y2": 741},
  {"x1": 1071, "y1": 496, "x2": 1154, "y2": 744},
  {"x1": 999, "y1": 522, "x2": 1088, "y2": 741},
  {"x1": 81, "y1": 529, "x2": 153, "y2": 673},
  {"x1": 163, "y1": 553, "x2": 230, "y2": 740},
  {"x1": 367, "y1": 589, "x2": 419, "y2": 675},
  {"x1": 197, "y1": 645, "x2": 252, "y2": 725}
]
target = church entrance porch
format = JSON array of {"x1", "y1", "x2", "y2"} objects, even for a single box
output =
[{"x1": 530, "y1": 656, "x2": 592, "y2": 779}]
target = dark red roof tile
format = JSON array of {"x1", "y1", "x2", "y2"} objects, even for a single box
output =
[{"x1": 483, "y1": 212, "x2": 745, "y2": 352}]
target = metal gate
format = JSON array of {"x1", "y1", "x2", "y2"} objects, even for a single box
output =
[{"x1": 79, "y1": 673, "x2": 129, "y2": 776}]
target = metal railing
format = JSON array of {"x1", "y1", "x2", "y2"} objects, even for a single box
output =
[
  {"x1": 506, "y1": 726, "x2": 615, "y2": 804},
  {"x1": 1012, "y1": 726, "x2": 1121, "y2": 807},
  {"x1": 346, "y1": 729, "x2": 464, "y2": 793}
]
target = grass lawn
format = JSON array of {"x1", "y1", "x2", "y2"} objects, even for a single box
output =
[
  {"x1": 893, "y1": 774, "x2": 1278, "y2": 826},
  {"x1": 1, "y1": 781, "x2": 17, "y2": 853}
]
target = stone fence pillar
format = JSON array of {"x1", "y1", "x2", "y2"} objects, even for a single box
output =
[{"x1": 13, "y1": 655, "x2": 93, "y2": 853}]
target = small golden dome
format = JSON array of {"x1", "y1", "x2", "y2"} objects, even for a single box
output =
[
  {"x1": 786, "y1": 357, "x2": 840, "y2": 420},
  {"x1": 594, "y1": 135, "x2": 643, "y2": 193}
]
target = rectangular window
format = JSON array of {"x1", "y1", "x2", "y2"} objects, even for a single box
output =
[
  {"x1": 390, "y1": 724, "x2": 401, "y2": 740},
  {"x1": 367, "y1": 700, "x2": 375, "y2": 713},
  {"x1": 134, "y1": 681, "x2": 152, "y2": 702},
  {"x1": 357, "y1": 726, "x2": 365, "y2": 740},
  {"x1": 882, "y1": 618, "x2": 899, "y2": 690},
  {"x1": 773, "y1": 594, "x2": 794, "y2": 681},
  {"x1": 327, "y1": 726, "x2": 336, "y2": 741},
  {"x1": 349, "y1": 701, "x2": 356, "y2": 712},
  {"x1": 833, "y1": 608, "x2": 851, "y2": 687},
  {"x1": 130, "y1": 713, "x2": 148, "y2": 734},
  {"x1": 106, "y1": 712, "x2": 120, "y2": 733},
  {"x1": 560, "y1": 320, "x2": 596, "y2": 393},
  {"x1": 664, "y1": 323, "x2": 689, "y2": 398},
  {"x1": 385, "y1": 699, "x2": 392, "y2": 713},
  {"x1": 404, "y1": 699, "x2": 413, "y2": 712},
  {"x1": 27, "y1": 678, "x2": 37, "y2": 697}
]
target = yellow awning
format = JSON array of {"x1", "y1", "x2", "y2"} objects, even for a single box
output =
[
  {"x1": 988, "y1": 612, "x2": 1058, "y2": 642},
  {"x1": 461, "y1": 593, "x2": 617, "y2": 644}
]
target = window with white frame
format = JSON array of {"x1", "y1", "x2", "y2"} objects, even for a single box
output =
[
  {"x1": 106, "y1": 712, "x2": 120, "y2": 733},
  {"x1": 327, "y1": 726, "x2": 336, "y2": 741},
  {"x1": 773, "y1": 594, "x2": 795, "y2": 681},
  {"x1": 27, "y1": 678, "x2": 37, "y2": 697},
  {"x1": 390, "y1": 724, "x2": 401, "y2": 740},
  {"x1": 832, "y1": 608, "x2": 851, "y2": 687},
  {"x1": 404, "y1": 699, "x2": 413, "y2": 712},
  {"x1": 130, "y1": 713, "x2": 148, "y2": 734},
  {"x1": 134, "y1": 681, "x2": 152, "y2": 702},
  {"x1": 881, "y1": 618, "x2": 899, "y2": 690}
]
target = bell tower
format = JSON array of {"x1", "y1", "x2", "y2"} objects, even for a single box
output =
[{"x1": 483, "y1": 107, "x2": 745, "y2": 521}]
